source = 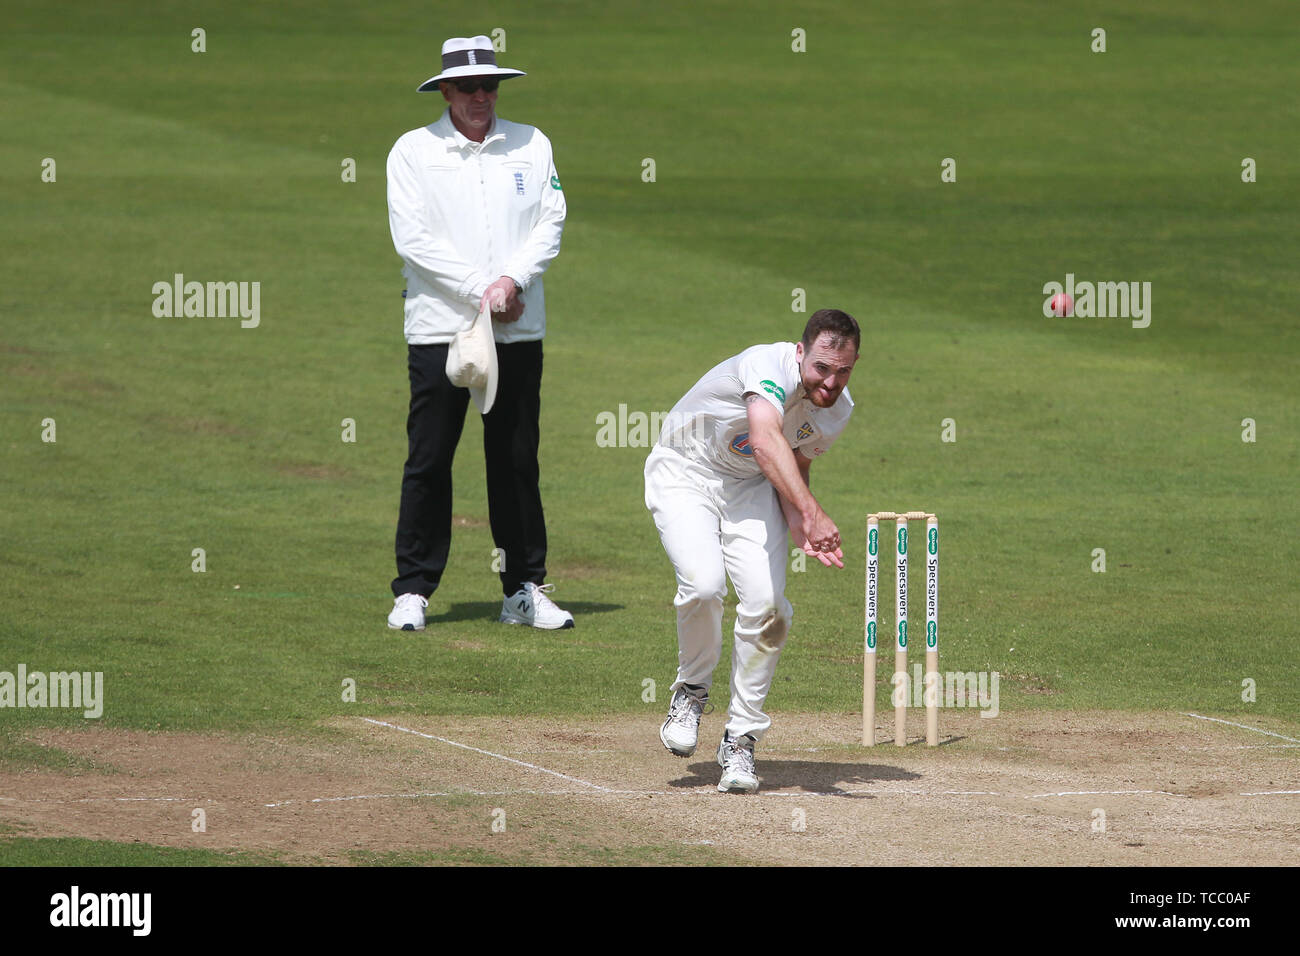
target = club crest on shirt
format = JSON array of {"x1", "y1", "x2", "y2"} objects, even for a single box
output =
[
  {"x1": 796, "y1": 421, "x2": 813, "y2": 441},
  {"x1": 729, "y1": 432, "x2": 754, "y2": 457},
  {"x1": 513, "y1": 171, "x2": 525, "y2": 195}
]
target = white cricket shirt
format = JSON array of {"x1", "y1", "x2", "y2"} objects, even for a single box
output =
[
  {"x1": 386, "y1": 109, "x2": 566, "y2": 344},
  {"x1": 656, "y1": 342, "x2": 854, "y2": 479}
]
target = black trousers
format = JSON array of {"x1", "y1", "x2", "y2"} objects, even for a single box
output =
[{"x1": 392, "y1": 340, "x2": 548, "y2": 599}]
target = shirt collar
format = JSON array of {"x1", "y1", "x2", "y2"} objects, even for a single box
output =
[{"x1": 435, "y1": 109, "x2": 506, "y2": 152}]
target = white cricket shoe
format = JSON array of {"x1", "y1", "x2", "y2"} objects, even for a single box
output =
[
  {"x1": 387, "y1": 593, "x2": 428, "y2": 631},
  {"x1": 659, "y1": 684, "x2": 709, "y2": 757},
  {"x1": 716, "y1": 732, "x2": 759, "y2": 794},
  {"x1": 499, "y1": 582, "x2": 575, "y2": 630}
]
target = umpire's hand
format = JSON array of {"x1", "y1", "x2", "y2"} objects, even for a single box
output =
[{"x1": 482, "y1": 276, "x2": 524, "y2": 322}]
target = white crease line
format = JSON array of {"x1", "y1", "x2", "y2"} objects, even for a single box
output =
[
  {"x1": 267, "y1": 787, "x2": 1246, "y2": 802},
  {"x1": 266, "y1": 791, "x2": 480, "y2": 807},
  {"x1": 265, "y1": 789, "x2": 691, "y2": 806},
  {"x1": 0, "y1": 796, "x2": 211, "y2": 805},
  {"x1": 104, "y1": 797, "x2": 191, "y2": 803},
  {"x1": 0, "y1": 788, "x2": 1188, "y2": 804},
  {"x1": 7, "y1": 787, "x2": 1294, "y2": 808},
  {"x1": 1028, "y1": 790, "x2": 1181, "y2": 799},
  {"x1": 362, "y1": 717, "x2": 615, "y2": 792},
  {"x1": 1185, "y1": 713, "x2": 1300, "y2": 743},
  {"x1": 265, "y1": 788, "x2": 996, "y2": 803}
]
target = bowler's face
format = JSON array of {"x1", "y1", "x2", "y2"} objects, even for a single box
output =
[
  {"x1": 442, "y1": 79, "x2": 497, "y2": 139},
  {"x1": 796, "y1": 333, "x2": 858, "y2": 407}
]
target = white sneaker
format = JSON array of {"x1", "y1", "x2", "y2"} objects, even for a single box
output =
[
  {"x1": 659, "y1": 684, "x2": 709, "y2": 757},
  {"x1": 499, "y1": 582, "x2": 574, "y2": 630},
  {"x1": 387, "y1": 593, "x2": 428, "y2": 631},
  {"x1": 716, "y1": 732, "x2": 759, "y2": 794}
]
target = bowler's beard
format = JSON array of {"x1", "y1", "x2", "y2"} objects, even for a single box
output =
[{"x1": 805, "y1": 381, "x2": 837, "y2": 407}]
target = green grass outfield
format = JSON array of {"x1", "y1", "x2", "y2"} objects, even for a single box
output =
[{"x1": 1, "y1": 0, "x2": 1297, "y2": 862}]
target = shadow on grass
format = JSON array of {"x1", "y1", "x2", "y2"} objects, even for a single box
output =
[{"x1": 424, "y1": 601, "x2": 622, "y2": 624}]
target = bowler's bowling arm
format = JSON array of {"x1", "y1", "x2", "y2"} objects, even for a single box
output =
[
  {"x1": 776, "y1": 451, "x2": 814, "y2": 533},
  {"x1": 745, "y1": 395, "x2": 840, "y2": 556}
]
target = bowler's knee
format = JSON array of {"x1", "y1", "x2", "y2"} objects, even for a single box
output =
[
  {"x1": 675, "y1": 565, "x2": 727, "y2": 609},
  {"x1": 739, "y1": 598, "x2": 794, "y2": 650}
]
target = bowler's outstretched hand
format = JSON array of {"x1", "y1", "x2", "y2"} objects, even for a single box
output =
[
  {"x1": 787, "y1": 511, "x2": 845, "y2": 568},
  {"x1": 803, "y1": 507, "x2": 841, "y2": 555},
  {"x1": 802, "y1": 540, "x2": 845, "y2": 568}
]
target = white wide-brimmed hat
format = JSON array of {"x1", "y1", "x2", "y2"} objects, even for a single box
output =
[
  {"x1": 445, "y1": 303, "x2": 499, "y2": 414},
  {"x1": 417, "y1": 36, "x2": 526, "y2": 91}
]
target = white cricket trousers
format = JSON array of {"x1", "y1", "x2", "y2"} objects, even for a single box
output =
[{"x1": 644, "y1": 444, "x2": 794, "y2": 742}]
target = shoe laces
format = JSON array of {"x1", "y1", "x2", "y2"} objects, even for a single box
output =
[
  {"x1": 526, "y1": 582, "x2": 561, "y2": 611},
  {"x1": 667, "y1": 688, "x2": 709, "y2": 726},
  {"x1": 725, "y1": 735, "x2": 755, "y2": 775},
  {"x1": 395, "y1": 593, "x2": 428, "y2": 610}
]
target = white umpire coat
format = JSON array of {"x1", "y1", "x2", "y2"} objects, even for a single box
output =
[{"x1": 386, "y1": 108, "x2": 566, "y2": 345}]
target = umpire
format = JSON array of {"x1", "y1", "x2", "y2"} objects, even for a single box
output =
[{"x1": 385, "y1": 35, "x2": 573, "y2": 632}]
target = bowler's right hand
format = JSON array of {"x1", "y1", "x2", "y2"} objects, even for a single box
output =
[
  {"x1": 801, "y1": 508, "x2": 844, "y2": 568},
  {"x1": 799, "y1": 538, "x2": 845, "y2": 568},
  {"x1": 805, "y1": 508, "x2": 840, "y2": 552}
]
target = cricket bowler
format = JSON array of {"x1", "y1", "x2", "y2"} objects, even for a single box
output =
[{"x1": 645, "y1": 309, "x2": 858, "y2": 793}]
